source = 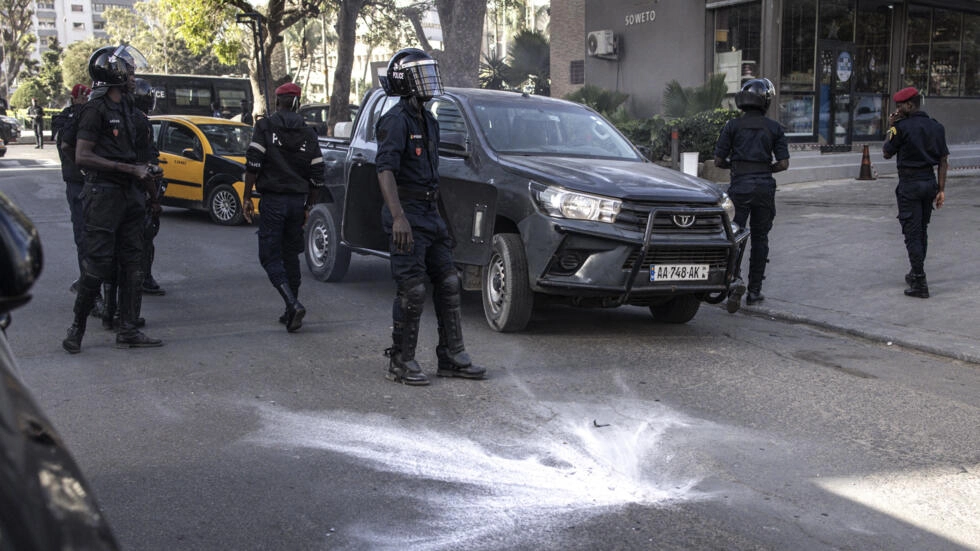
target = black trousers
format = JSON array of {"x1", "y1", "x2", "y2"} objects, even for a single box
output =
[
  {"x1": 730, "y1": 174, "x2": 776, "y2": 292},
  {"x1": 66, "y1": 180, "x2": 86, "y2": 274},
  {"x1": 257, "y1": 192, "x2": 306, "y2": 290},
  {"x1": 895, "y1": 173, "x2": 938, "y2": 274}
]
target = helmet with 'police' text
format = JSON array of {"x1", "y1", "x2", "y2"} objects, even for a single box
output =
[
  {"x1": 380, "y1": 48, "x2": 444, "y2": 101},
  {"x1": 735, "y1": 78, "x2": 775, "y2": 112}
]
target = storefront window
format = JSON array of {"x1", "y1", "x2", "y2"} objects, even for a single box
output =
[
  {"x1": 780, "y1": 0, "x2": 817, "y2": 92},
  {"x1": 713, "y1": 3, "x2": 762, "y2": 95},
  {"x1": 904, "y1": 6, "x2": 979, "y2": 97},
  {"x1": 853, "y1": 0, "x2": 891, "y2": 93},
  {"x1": 818, "y1": 0, "x2": 855, "y2": 41}
]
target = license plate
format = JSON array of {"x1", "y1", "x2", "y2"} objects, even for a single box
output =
[{"x1": 650, "y1": 264, "x2": 709, "y2": 282}]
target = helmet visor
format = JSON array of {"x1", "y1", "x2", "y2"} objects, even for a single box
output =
[
  {"x1": 404, "y1": 59, "x2": 444, "y2": 98},
  {"x1": 112, "y1": 44, "x2": 149, "y2": 73}
]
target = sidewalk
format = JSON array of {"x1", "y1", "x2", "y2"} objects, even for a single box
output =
[{"x1": 735, "y1": 168, "x2": 980, "y2": 365}]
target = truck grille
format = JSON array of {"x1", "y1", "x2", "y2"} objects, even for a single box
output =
[
  {"x1": 615, "y1": 202, "x2": 724, "y2": 234},
  {"x1": 623, "y1": 248, "x2": 731, "y2": 271}
]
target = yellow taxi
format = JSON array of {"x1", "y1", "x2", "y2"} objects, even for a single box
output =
[{"x1": 150, "y1": 115, "x2": 257, "y2": 225}]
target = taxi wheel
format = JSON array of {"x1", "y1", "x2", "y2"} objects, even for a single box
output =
[
  {"x1": 207, "y1": 184, "x2": 243, "y2": 226},
  {"x1": 482, "y1": 233, "x2": 533, "y2": 332},
  {"x1": 304, "y1": 203, "x2": 350, "y2": 282},
  {"x1": 649, "y1": 295, "x2": 701, "y2": 324}
]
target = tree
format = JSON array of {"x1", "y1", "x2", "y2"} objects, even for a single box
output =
[
  {"x1": 0, "y1": 0, "x2": 36, "y2": 100},
  {"x1": 478, "y1": 51, "x2": 508, "y2": 90},
  {"x1": 61, "y1": 38, "x2": 102, "y2": 92},
  {"x1": 35, "y1": 39, "x2": 64, "y2": 107},
  {"x1": 433, "y1": 0, "x2": 487, "y2": 88},
  {"x1": 503, "y1": 28, "x2": 548, "y2": 95}
]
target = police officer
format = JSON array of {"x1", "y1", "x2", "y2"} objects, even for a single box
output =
[
  {"x1": 242, "y1": 82, "x2": 323, "y2": 331},
  {"x1": 713, "y1": 78, "x2": 789, "y2": 311},
  {"x1": 62, "y1": 45, "x2": 162, "y2": 353},
  {"x1": 376, "y1": 48, "x2": 486, "y2": 386},
  {"x1": 28, "y1": 98, "x2": 44, "y2": 148},
  {"x1": 55, "y1": 83, "x2": 105, "y2": 318},
  {"x1": 882, "y1": 87, "x2": 948, "y2": 299}
]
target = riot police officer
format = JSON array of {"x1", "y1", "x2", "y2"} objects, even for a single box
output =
[
  {"x1": 713, "y1": 78, "x2": 790, "y2": 311},
  {"x1": 242, "y1": 82, "x2": 323, "y2": 331},
  {"x1": 882, "y1": 87, "x2": 948, "y2": 298},
  {"x1": 376, "y1": 48, "x2": 486, "y2": 386},
  {"x1": 62, "y1": 45, "x2": 162, "y2": 353}
]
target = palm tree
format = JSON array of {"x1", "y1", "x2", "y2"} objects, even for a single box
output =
[
  {"x1": 505, "y1": 29, "x2": 549, "y2": 96},
  {"x1": 479, "y1": 51, "x2": 509, "y2": 90},
  {"x1": 662, "y1": 73, "x2": 729, "y2": 117}
]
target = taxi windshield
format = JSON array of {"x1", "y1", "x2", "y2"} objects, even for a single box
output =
[{"x1": 199, "y1": 124, "x2": 253, "y2": 156}]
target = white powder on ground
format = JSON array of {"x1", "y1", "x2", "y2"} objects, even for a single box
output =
[{"x1": 245, "y1": 399, "x2": 712, "y2": 549}]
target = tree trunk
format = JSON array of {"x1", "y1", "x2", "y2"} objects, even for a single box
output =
[
  {"x1": 326, "y1": 0, "x2": 364, "y2": 135},
  {"x1": 435, "y1": 0, "x2": 487, "y2": 88}
]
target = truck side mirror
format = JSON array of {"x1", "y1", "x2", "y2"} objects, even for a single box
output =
[
  {"x1": 334, "y1": 121, "x2": 353, "y2": 139},
  {"x1": 439, "y1": 131, "x2": 470, "y2": 158}
]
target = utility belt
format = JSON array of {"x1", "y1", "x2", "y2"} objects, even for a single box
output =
[
  {"x1": 732, "y1": 160, "x2": 772, "y2": 176},
  {"x1": 82, "y1": 170, "x2": 135, "y2": 187},
  {"x1": 398, "y1": 187, "x2": 439, "y2": 202},
  {"x1": 898, "y1": 167, "x2": 935, "y2": 178}
]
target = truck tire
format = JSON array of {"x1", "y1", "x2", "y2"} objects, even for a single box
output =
[
  {"x1": 482, "y1": 233, "x2": 533, "y2": 332},
  {"x1": 207, "y1": 184, "x2": 243, "y2": 226},
  {"x1": 649, "y1": 295, "x2": 701, "y2": 324},
  {"x1": 304, "y1": 203, "x2": 350, "y2": 282}
]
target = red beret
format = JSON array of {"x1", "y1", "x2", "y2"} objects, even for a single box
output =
[
  {"x1": 71, "y1": 84, "x2": 91, "y2": 98},
  {"x1": 892, "y1": 87, "x2": 919, "y2": 103},
  {"x1": 275, "y1": 83, "x2": 302, "y2": 97}
]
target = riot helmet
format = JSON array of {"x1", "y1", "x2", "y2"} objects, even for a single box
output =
[
  {"x1": 132, "y1": 78, "x2": 156, "y2": 113},
  {"x1": 88, "y1": 44, "x2": 148, "y2": 87},
  {"x1": 735, "y1": 78, "x2": 775, "y2": 112},
  {"x1": 380, "y1": 48, "x2": 444, "y2": 101}
]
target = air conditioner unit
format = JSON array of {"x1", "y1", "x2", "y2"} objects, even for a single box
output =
[{"x1": 587, "y1": 30, "x2": 618, "y2": 57}]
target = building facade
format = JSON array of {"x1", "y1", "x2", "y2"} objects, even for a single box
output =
[
  {"x1": 553, "y1": 0, "x2": 980, "y2": 145},
  {"x1": 31, "y1": 0, "x2": 133, "y2": 54}
]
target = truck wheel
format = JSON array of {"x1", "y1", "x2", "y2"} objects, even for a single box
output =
[
  {"x1": 305, "y1": 203, "x2": 350, "y2": 282},
  {"x1": 207, "y1": 184, "x2": 243, "y2": 225},
  {"x1": 649, "y1": 295, "x2": 701, "y2": 324},
  {"x1": 482, "y1": 233, "x2": 533, "y2": 332}
]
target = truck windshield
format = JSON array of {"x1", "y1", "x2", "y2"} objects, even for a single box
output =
[
  {"x1": 198, "y1": 124, "x2": 253, "y2": 157},
  {"x1": 471, "y1": 99, "x2": 640, "y2": 160}
]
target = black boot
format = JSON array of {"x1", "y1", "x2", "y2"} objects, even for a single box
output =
[
  {"x1": 276, "y1": 283, "x2": 305, "y2": 332},
  {"x1": 386, "y1": 285, "x2": 429, "y2": 386},
  {"x1": 63, "y1": 275, "x2": 99, "y2": 353},
  {"x1": 279, "y1": 285, "x2": 300, "y2": 325},
  {"x1": 141, "y1": 246, "x2": 165, "y2": 295},
  {"x1": 434, "y1": 275, "x2": 485, "y2": 379},
  {"x1": 116, "y1": 270, "x2": 162, "y2": 348},
  {"x1": 102, "y1": 282, "x2": 117, "y2": 330},
  {"x1": 746, "y1": 289, "x2": 765, "y2": 305},
  {"x1": 726, "y1": 278, "x2": 746, "y2": 314},
  {"x1": 904, "y1": 273, "x2": 929, "y2": 298},
  {"x1": 142, "y1": 274, "x2": 165, "y2": 295}
]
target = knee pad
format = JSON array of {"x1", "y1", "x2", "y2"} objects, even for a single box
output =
[
  {"x1": 434, "y1": 272, "x2": 461, "y2": 309},
  {"x1": 398, "y1": 278, "x2": 427, "y2": 315}
]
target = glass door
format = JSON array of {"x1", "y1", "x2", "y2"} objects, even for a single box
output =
[{"x1": 816, "y1": 41, "x2": 855, "y2": 148}]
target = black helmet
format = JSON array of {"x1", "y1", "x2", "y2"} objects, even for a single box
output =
[
  {"x1": 735, "y1": 78, "x2": 775, "y2": 112},
  {"x1": 132, "y1": 78, "x2": 156, "y2": 113},
  {"x1": 380, "y1": 48, "x2": 444, "y2": 101},
  {"x1": 88, "y1": 44, "x2": 148, "y2": 87}
]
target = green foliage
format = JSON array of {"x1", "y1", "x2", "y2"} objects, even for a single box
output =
[
  {"x1": 643, "y1": 109, "x2": 741, "y2": 162},
  {"x1": 562, "y1": 84, "x2": 628, "y2": 117},
  {"x1": 35, "y1": 40, "x2": 64, "y2": 106},
  {"x1": 479, "y1": 51, "x2": 508, "y2": 90},
  {"x1": 9, "y1": 78, "x2": 44, "y2": 110},
  {"x1": 662, "y1": 73, "x2": 729, "y2": 117},
  {"x1": 62, "y1": 39, "x2": 102, "y2": 91},
  {"x1": 505, "y1": 29, "x2": 549, "y2": 95}
]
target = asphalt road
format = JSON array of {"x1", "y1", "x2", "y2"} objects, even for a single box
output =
[{"x1": 1, "y1": 143, "x2": 978, "y2": 551}]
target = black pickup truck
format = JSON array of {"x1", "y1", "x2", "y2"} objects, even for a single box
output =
[{"x1": 305, "y1": 87, "x2": 748, "y2": 332}]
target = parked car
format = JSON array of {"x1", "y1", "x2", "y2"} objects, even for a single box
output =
[
  {"x1": 298, "y1": 102, "x2": 358, "y2": 136},
  {"x1": 0, "y1": 115, "x2": 22, "y2": 153},
  {"x1": 0, "y1": 192, "x2": 120, "y2": 549},
  {"x1": 306, "y1": 88, "x2": 748, "y2": 332},
  {"x1": 150, "y1": 115, "x2": 257, "y2": 225}
]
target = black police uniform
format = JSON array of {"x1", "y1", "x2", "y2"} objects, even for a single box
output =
[
  {"x1": 245, "y1": 109, "x2": 323, "y2": 304},
  {"x1": 882, "y1": 110, "x2": 948, "y2": 282},
  {"x1": 28, "y1": 103, "x2": 44, "y2": 148},
  {"x1": 714, "y1": 111, "x2": 789, "y2": 296},
  {"x1": 70, "y1": 89, "x2": 149, "y2": 341}
]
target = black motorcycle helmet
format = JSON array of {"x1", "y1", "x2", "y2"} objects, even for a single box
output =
[
  {"x1": 132, "y1": 78, "x2": 156, "y2": 113},
  {"x1": 735, "y1": 78, "x2": 775, "y2": 112},
  {"x1": 88, "y1": 44, "x2": 148, "y2": 87},
  {"x1": 380, "y1": 48, "x2": 444, "y2": 101}
]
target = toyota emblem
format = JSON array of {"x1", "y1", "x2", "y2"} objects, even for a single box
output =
[{"x1": 672, "y1": 214, "x2": 696, "y2": 228}]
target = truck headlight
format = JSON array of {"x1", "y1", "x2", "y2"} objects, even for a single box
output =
[
  {"x1": 720, "y1": 193, "x2": 735, "y2": 223},
  {"x1": 530, "y1": 182, "x2": 621, "y2": 223}
]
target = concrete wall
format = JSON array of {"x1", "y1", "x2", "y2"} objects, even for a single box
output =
[
  {"x1": 584, "y1": 0, "x2": 706, "y2": 117},
  {"x1": 550, "y1": 0, "x2": 586, "y2": 100},
  {"x1": 924, "y1": 99, "x2": 980, "y2": 144}
]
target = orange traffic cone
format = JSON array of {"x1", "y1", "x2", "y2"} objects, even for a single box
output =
[{"x1": 857, "y1": 144, "x2": 875, "y2": 180}]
